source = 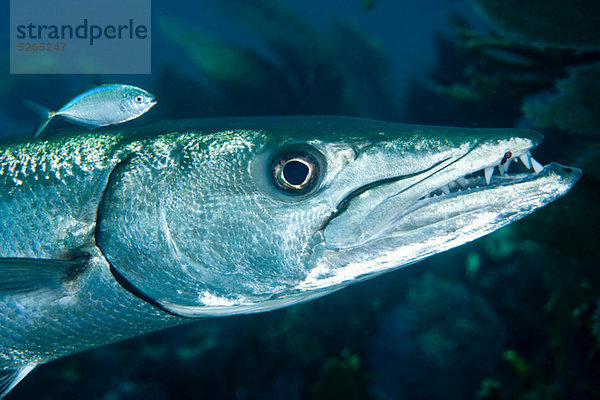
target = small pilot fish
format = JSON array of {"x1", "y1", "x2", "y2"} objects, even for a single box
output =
[{"x1": 27, "y1": 84, "x2": 157, "y2": 137}]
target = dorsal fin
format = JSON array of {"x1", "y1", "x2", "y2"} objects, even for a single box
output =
[
  {"x1": 0, "y1": 366, "x2": 36, "y2": 399},
  {"x1": 0, "y1": 256, "x2": 88, "y2": 300}
]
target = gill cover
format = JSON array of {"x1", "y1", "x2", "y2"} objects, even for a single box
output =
[{"x1": 95, "y1": 130, "x2": 324, "y2": 317}]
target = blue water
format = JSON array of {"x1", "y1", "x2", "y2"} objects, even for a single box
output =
[{"x1": 2, "y1": 1, "x2": 599, "y2": 399}]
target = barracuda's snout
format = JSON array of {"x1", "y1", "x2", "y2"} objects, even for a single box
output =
[
  {"x1": 322, "y1": 132, "x2": 540, "y2": 249},
  {"x1": 303, "y1": 126, "x2": 580, "y2": 291}
]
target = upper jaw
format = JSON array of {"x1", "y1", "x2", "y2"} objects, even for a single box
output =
[
  {"x1": 422, "y1": 135, "x2": 541, "y2": 196},
  {"x1": 420, "y1": 146, "x2": 544, "y2": 201}
]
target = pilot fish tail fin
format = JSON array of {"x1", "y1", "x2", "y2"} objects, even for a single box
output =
[
  {"x1": 24, "y1": 100, "x2": 57, "y2": 138},
  {"x1": 0, "y1": 366, "x2": 36, "y2": 399}
]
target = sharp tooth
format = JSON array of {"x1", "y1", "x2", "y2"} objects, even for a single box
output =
[
  {"x1": 457, "y1": 177, "x2": 468, "y2": 187},
  {"x1": 498, "y1": 161, "x2": 508, "y2": 175},
  {"x1": 484, "y1": 167, "x2": 494, "y2": 185},
  {"x1": 530, "y1": 157, "x2": 543, "y2": 173},
  {"x1": 519, "y1": 153, "x2": 532, "y2": 169},
  {"x1": 441, "y1": 184, "x2": 450, "y2": 194}
]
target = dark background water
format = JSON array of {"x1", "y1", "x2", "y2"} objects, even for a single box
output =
[{"x1": 2, "y1": 1, "x2": 599, "y2": 399}]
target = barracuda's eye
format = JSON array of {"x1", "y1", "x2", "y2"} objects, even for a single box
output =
[{"x1": 271, "y1": 152, "x2": 320, "y2": 195}]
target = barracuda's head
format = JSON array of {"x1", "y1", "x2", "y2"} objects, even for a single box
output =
[{"x1": 96, "y1": 117, "x2": 580, "y2": 317}]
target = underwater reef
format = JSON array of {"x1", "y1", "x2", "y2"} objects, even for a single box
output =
[
  {"x1": 468, "y1": 0, "x2": 600, "y2": 50},
  {"x1": 523, "y1": 63, "x2": 600, "y2": 137}
]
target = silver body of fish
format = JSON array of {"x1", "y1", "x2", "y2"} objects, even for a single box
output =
[
  {"x1": 0, "y1": 116, "x2": 581, "y2": 397},
  {"x1": 29, "y1": 84, "x2": 156, "y2": 137}
]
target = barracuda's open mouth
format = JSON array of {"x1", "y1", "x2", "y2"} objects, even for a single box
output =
[
  {"x1": 418, "y1": 150, "x2": 543, "y2": 201},
  {"x1": 322, "y1": 142, "x2": 581, "y2": 251}
]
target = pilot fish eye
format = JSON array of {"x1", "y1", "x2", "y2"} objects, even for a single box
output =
[
  {"x1": 271, "y1": 152, "x2": 320, "y2": 194},
  {"x1": 135, "y1": 96, "x2": 143, "y2": 102}
]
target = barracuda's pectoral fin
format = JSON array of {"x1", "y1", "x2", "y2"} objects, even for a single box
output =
[
  {"x1": 0, "y1": 366, "x2": 36, "y2": 399},
  {"x1": 0, "y1": 257, "x2": 87, "y2": 398},
  {"x1": 0, "y1": 256, "x2": 88, "y2": 300}
]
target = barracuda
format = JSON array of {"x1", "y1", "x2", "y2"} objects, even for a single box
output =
[{"x1": 0, "y1": 117, "x2": 580, "y2": 397}]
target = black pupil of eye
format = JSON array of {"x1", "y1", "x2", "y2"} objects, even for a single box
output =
[
  {"x1": 283, "y1": 160, "x2": 309, "y2": 185},
  {"x1": 136, "y1": 97, "x2": 142, "y2": 101}
]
